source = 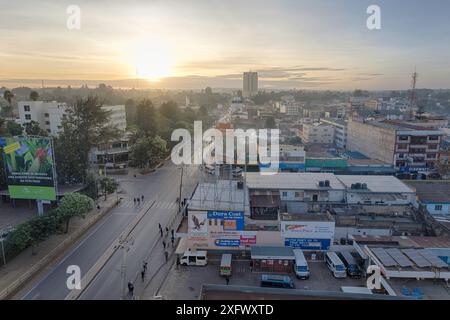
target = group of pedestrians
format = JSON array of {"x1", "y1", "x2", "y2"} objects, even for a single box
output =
[{"x1": 133, "y1": 195, "x2": 144, "y2": 205}]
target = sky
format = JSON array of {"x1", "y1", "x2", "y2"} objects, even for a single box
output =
[{"x1": 1, "y1": 0, "x2": 450, "y2": 90}]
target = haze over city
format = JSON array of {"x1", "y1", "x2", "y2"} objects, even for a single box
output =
[{"x1": 1, "y1": 0, "x2": 450, "y2": 90}]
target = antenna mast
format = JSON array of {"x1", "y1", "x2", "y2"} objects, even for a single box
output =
[{"x1": 409, "y1": 69, "x2": 418, "y2": 120}]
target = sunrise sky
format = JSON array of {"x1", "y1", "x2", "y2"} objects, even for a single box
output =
[{"x1": 1, "y1": 0, "x2": 450, "y2": 90}]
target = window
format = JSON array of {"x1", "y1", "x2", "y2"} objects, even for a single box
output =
[
  {"x1": 45, "y1": 121, "x2": 50, "y2": 125},
  {"x1": 24, "y1": 105, "x2": 30, "y2": 112},
  {"x1": 282, "y1": 192, "x2": 288, "y2": 197},
  {"x1": 44, "y1": 113, "x2": 49, "y2": 117},
  {"x1": 435, "y1": 205, "x2": 443, "y2": 211},
  {"x1": 429, "y1": 136, "x2": 439, "y2": 141},
  {"x1": 398, "y1": 136, "x2": 409, "y2": 141},
  {"x1": 25, "y1": 114, "x2": 31, "y2": 120},
  {"x1": 397, "y1": 143, "x2": 408, "y2": 150}
]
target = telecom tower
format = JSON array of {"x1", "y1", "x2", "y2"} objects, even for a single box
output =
[{"x1": 409, "y1": 70, "x2": 418, "y2": 120}]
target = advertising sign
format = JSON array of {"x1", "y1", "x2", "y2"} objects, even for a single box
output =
[
  {"x1": 281, "y1": 221, "x2": 335, "y2": 239},
  {"x1": 284, "y1": 238, "x2": 331, "y2": 250},
  {"x1": 207, "y1": 210, "x2": 244, "y2": 231},
  {"x1": 240, "y1": 232, "x2": 257, "y2": 245},
  {"x1": 188, "y1": 212, "x2": 208, "y2": 238},
  {"x1": 1, "y1": 136, "x2": 57, "y2": 200},
  {"x1": 214, "y1": 239, "x2": 240, "y2": 247}
]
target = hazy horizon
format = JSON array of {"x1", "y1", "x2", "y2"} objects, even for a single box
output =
[{"x1": 2, "y1": 0, "x2": 450, "y2": 90}]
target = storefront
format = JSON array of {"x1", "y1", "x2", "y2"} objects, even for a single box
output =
[{"x1": 250, "y1": 246, "x2": 295, "y2": 273}]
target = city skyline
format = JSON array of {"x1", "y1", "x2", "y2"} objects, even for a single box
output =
[{"x1": 1, "y1": 0, "x2": 450, "y2": 90}]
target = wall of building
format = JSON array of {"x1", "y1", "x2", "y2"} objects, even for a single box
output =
[
  {"x1": 425, "y1": 203, "x2": 450, "y2": 216},
  {"x1": 347, "y1": 120, "x2": 396, "y2": 164}
]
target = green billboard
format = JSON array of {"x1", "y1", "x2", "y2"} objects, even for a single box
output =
[{"x1": 1, "y1": 136, "x2": 56, "y2": 200}]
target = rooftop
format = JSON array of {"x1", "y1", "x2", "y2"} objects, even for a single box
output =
[
  {"x1": 403, "y1": 180, "x2": 450, "y2": 204},
  {"x1": 336, "y1": 175, "x2": 415, "y2": 194},
  {"x1": 245, "y1": 172, "x2": 345, "y2": 190}
]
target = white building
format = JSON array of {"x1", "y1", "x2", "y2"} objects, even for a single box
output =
[
  {"x1": 320, "y1": 118, "x2": 348, "y2": 149},
  {"x1": 300, "y1": 122, "x2": 334, "y2": 144},
  {"x1": 18, "y1": 100, "x2": 68, "y2": 135},
  {"x1": 243, "y1": 72, "x2": 258, "y2": 98},
  {"x1": 18, "y1": 101, "x2": 126, "y2": 135}
]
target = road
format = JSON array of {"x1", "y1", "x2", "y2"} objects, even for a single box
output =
[{"x1": 21, "y1": 161, "x2": 198, "y2": 300}]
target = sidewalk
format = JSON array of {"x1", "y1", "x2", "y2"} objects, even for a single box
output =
[{"x1": 0, "y1": 195, "x2": 118, "y2": 299}]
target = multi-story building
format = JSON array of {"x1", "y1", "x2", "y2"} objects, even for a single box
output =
[
  {"x1": 320, "y1": 118, "x2": 348, "y2": 149},
  {"x1": 278, "y1": 145, "x2": 306, "y2": 172},
  {"x1": 300, "y1": 122, "x2": 334, "y2": 144},
  {"x1": 347, "y1": 119, "x2": 443, "y2": 172},
  {"x1": 243, "y1": 71, "x2": 258, "y2": 98},
  {"x1": 18, "y1": 100, "x2": 68, "y2": 135}
]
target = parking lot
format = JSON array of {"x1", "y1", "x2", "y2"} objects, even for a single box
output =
[{"x1": 159, "y1": 256, "x2": 368, "y2": 300}]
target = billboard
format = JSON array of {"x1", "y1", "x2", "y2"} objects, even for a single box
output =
[
  {"x1": 284, "y1": 238, "x2": 331, "y2": 250},
  {"x1": 1, "y1": 136, "x2": 57, "y2": 200},
  {"x1": 188, "y1": 212, "x2": 208, "y2": 238},
  {"x1": 207, "y1": 210, "x2": 244, "y2": 231},
  {"x1": 281, "y1": 221, "x2": 335, "y2": 239}
]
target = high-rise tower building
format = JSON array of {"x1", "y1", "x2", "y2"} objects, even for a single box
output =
[{"x1": 243, "y1": 71, "x2": 258, "y2": 97}]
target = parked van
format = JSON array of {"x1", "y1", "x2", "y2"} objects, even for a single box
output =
[
  {"x1": 260, "y1": 274, "x2": 295, "y2": 289},
  {"x1": 293, "y1": 249, "x2": 310, "y2": 279},
  {"x1": 338, "y1": 252, "x2": 362, "y2": 278},
  {"x1": 179, "y1": 250, "x2": 208, "y2": 266},
  {"x1": 325, "y1": 252, "x2": 347, "y2": 278},
  {"x1": 220, "y1": 254, "x2": 232, "y2": 276}
]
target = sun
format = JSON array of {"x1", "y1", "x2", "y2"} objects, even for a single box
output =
[{"x1": 129, "y1": 41, "x2": 173, "y2": 81}]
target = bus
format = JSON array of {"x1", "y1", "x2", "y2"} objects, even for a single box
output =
[
  {"x1": 338, "y1": 251, "x2": 362, "y2": 278},
  {"x1": 325, "y1": 252, "x2": 347, "y2": 278},
  {"x1": 293, "y1": 249, "x2": 310, "y2": 279}
]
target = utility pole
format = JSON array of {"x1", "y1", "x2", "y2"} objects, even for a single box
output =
[
  {"x1": 119, "y1": 238, "x2": 132, "y2": 299},
  {"x1": 409, "y1": 69, "x2": 418, "y2": 120},
  {"x1": 178, "y1": 165, "x2": 184, "y2": 212}
]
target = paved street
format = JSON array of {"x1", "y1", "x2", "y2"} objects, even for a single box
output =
[{"x1": 21, "y1": 162, "x2": 198, "y2": 300}]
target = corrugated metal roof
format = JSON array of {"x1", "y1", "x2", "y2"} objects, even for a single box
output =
[{"x1": 246, "y1": 172, "x2": 345, "y2": 190}]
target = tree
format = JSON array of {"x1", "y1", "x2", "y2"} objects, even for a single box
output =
[
  {"x1": 135, "y1": 99, "x2": 158, "y2": 137},
  {"x1": 54, "y1": 96, "x2": 119, "y2": 184},
  {"x1": 30, "y1": 91, "x2": 39, "y2": 101},
  {"x1": 130, "y1": 135, "x2": 167, "y2": 168},
  {"x1": 10, "y1": 222, "x2": 33, "y2": 251},
  {"x1": 265, "y1": 117, "x2": 276, "y2": 129},
  {"x1": 99, "y1": 177, "x2": 118, "y2": 200},
  {"x1": 125, "y1": 98, "x2": 136, "y2": 126},
  {"x1": 159, "y1": 101, "x2": 180, "y2": 123},
  {"x1": 3, "y1": 90, "x2": 14, "y2": 105},
  {"x1": 57, "y1": 193, "x2": 94, "y2": 233},
  {"x1": 23, "y1": 120, "x2": 47, "y2": 136},
  {"x1": 6, "y1": 121, "x2": 22, "y2": 136}
]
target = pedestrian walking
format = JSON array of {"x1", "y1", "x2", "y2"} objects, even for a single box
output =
[
  {"x1": 141, "y1": 270, "x2": 145, "y2": 281},
  {"x1": 160, "y1": 229, "x2": 163, "y2": 237},
  {"x1": 141, "y1": 195, "x2": 144, "y2": 202},
  {"x1": 176, "y1": 256, "x2": 180, "y2": 268},
  {"x1": 171, "y1": 229, "x2": 174, "y2": 237},
  {"x1": 171, "y1": 236, "x2": 175, "y2": 247},
  {"x1": 225, "y1": 276, "x2": 230, "y2": 285},
  {"x1": 133, "y1": 198, "x2": 136, "y2": 204},
  {"x1": 128, "y1": 282, "x2": 134, "y2": 296},
  {"x1": 158, "y1": 223, "x2": 162, "y2": 230},
  {"x1": 143, "y1": 261, "x2": 148, "y2": 272},
  {"x1": 164, "y1": 250, "x2": 169, "y2": 261},
  {"x1": 162, "y1": 241, "x2": 166, "y2": 249},
  {"x1": 137, "y1": 198, "x2": 140, "y2": 205},
  {"x1": 165, "y1": 227, "x2": 169, "y2": 235}
]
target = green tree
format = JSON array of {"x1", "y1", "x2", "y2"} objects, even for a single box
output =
[
  {"x1": 54, "y1": 96, "x2": 119, "y2": 184},
  {"x1": 265, "y1": 116, "x2": 276, "y2": 129},
  {"x1": 135, "y1": 99, "x2": 158, "y2": 137},
  {"x1": 84, "y1": 171, "x2": 99, "y2": 199},
  {"x1": 159, "y1": 101, "x2": 179, "y2": 123},
  {"x1": 6, "y1": 121, "x2": 22, "y2": 136},
  {"x1": 3, "y1": 90, "x2": 14, "y2": 105},
  {"x1": 10, "y1": 223, "x2": 33, "y2": 251},
  {"x1": 130, "y1": 135, "x2": 167, "y2": 168},
  {"x1": 99, "y1": 176, "x2": 118, "y2": 200},
  {"x1": 57, "y1": 193, "x2": 94, "y2": 233},
  {"x1": 124, "y1": 98, "x2": 136, "y2": 126},
  {"x1": 30, "y1": 91, "x2": 39, "y2": 101},
  {"x1": 23, "y1": 120, "x2": 47, "y2": 136}
]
